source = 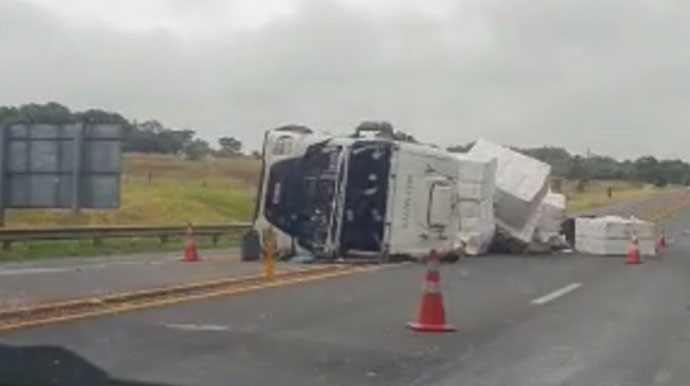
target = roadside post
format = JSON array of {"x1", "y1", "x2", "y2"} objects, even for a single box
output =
[
  {"x1": 182, "y1": 222, "x2": 199, "y2": 262},
  {"x1": 264, "y1": 226, "x2": 275, "y2": 281}
]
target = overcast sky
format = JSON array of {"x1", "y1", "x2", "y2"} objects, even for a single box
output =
[{"x1": 1, "y1": 0, "x2": 689, "y2": 159}]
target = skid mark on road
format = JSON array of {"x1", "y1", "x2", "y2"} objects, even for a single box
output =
[{"x1": 531, "y1": 283, "x2": 582, "y2": 305}]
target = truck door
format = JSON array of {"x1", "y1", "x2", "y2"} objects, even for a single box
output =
[{"x1": 386, "y1": 147, "x2": 459, "y2": 257}]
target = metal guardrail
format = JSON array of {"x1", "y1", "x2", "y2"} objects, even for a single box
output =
[{"x1": 0, "y1": 223, "x2": 252, "y2": 250}]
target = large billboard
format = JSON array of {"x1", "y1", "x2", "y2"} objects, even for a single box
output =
[{"x1": 0, "y1": 123, "x2": 122, "y2": 212}]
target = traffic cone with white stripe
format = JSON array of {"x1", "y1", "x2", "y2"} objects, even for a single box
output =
[
  {"x1": 407, "y1": 250, "x2": 455, "y2": 332},
  {"x1": 182, "y1": 223, "x2": 199, "y2": 262},
  {"x1": 625, "y1": 234, "x2": 642, "y2": 265}
]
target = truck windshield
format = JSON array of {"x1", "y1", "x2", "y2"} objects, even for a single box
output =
[{"x1": 263, "y1": 142, "x2": 343, "y2": 254}]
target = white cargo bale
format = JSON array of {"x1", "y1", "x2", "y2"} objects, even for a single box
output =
[
  {"x1": 534, "y1": 192, "x2": 566, "y2": 244},
  {"x1": 458, "y1": 198, "x2": 495, "y2": 218},
  {"x1": 576, "y1": 216, "x2": 655, "y2": 239},
  {"x1": 467, "y1": 139, "x2": 551, "y2": 243},
  {"x1": 575, "y1": 237, "x2": 655, "y2": 256},
  {"x1": 455, "y1": 154, "x2": 496, "y2": 200},
  {"x1": 575, "y1": 216, "x2": 656, "y2": 256},
  {"x1": 457, "y1": 154, "x2": 497, "y2": 184},
  {"x1": 454, "y1": 155, "x2": 497, "y2": 255},
  {"x1": 457, "y1": 182, "x2": 492, "y2": 201},
  {"x1": 457, "y1": 200, "x2": 496, "y2": 255}
]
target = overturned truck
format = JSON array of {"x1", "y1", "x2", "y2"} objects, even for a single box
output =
[
  {"x1": 246, "y1": 124, "x2": 568, "y2": 261},
  {"x1": 250, "y1": 122, "x2": 463, "y2": 261}
]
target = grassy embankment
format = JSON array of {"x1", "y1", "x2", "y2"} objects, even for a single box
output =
[
  {"x1": 563, "y1": 180, "x2": 668, "y2": 213},
  {"x1": 0, "y1": 154, "x2": 260, "y2": 261}
]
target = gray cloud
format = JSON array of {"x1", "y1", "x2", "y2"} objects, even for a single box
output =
[{"x1": 1, "y1": 0, "x2": 689, "y2": 158}]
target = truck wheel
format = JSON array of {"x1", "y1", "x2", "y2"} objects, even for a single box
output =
[
  {"x1": 441, "y1": 252, "x2": 460, "y2": 263},
  {"x1": 241, "y1": 230, "x2": 261, "y2": 261}
]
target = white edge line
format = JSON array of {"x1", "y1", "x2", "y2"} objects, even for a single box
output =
[{"x1": 531, "y1": 283, "x2": 582, "y2": 305}]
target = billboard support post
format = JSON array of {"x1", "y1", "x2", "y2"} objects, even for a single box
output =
[{"x1": 72, "y1": 124, "x2": 84, "y2": 213}]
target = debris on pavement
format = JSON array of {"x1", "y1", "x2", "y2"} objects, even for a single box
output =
[
  {"x1": 530, "y1": 191, "x2": 569, "y2": 251},
  {"x1": 575, "y1": 215, "x2": 656, "y2": 256}
]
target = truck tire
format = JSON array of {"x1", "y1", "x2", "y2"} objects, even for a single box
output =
[{"x1": 241, "y1": 230, "x2": 261, "y2": 261}]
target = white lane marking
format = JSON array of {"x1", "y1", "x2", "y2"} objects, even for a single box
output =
[
  {"x1": 0, "y1": 258, "x2": 173, "y2": 277},
  {"x1": 531, "y1": 283, "x2": 582, "y2": 305},
  {"x1": 164, "y1": 323, "x2": 230, "y2": 331},
  {"x1": 0, "y1": 267, "x2": 72, "y2": 276}
]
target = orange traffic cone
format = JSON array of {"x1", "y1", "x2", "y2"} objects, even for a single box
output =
[
  {"x1": 407, "y1": 250, "x2": 455, "y2": 332},
  {"x1": 625, "y1": 235, "x2": 642, "y2": 265},
  {"x1": 182, "y1": 223, "x2": 199, "y2": 262}
]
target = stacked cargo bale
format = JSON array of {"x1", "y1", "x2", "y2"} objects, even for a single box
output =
[
  {"x1": 454, "y1": 155, "x2": 497, "y2": 255},
  {"x1": 466, "y1": 139, "x2": 552, "y2": 247},
  {"x1": 575, "y1": 216, "x2": 656, "y2": 256},
  {"x1": 533, "y1": 191, "x2": 567, "y2": 247}
]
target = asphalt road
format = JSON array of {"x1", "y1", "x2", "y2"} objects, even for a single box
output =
[
  {"x1": 2, "y1": 207, "x2": 690, "y2": 385},
  {"x1": 0, "y1": 250, "x2": 304, "y2": 308}
]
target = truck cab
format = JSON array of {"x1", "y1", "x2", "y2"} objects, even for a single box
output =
[{"x1": 252, "y1": 122, "x2": 461, "y2": 260}]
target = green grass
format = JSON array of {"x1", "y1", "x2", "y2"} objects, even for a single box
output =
[
  {"x1": 0, "y1": 153, "x2": 259, "y2": 261},
  {"x1": 4, "y1": 154, "x2": 260, "y2": 227},
  {"x1": 565, "y1": 183, "x2": 668, "y2": 212},
  {"x1": 0, "y1": 235, "x2": 241, "y2": 262}
]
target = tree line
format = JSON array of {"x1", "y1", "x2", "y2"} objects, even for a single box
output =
[
  {"x1": 2, "y1": 103, "x2": 688, "y2": 186},
  {"x1": 0, "y1": 103, "x2": 255, "y2": 160},
  {"x1": 448, "y1": 142, "x2": 690, "y2": 187}
]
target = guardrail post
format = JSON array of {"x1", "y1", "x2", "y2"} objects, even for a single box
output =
[{"x1": 212, "y1": 234, "x2": 219, "y2": 246}]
